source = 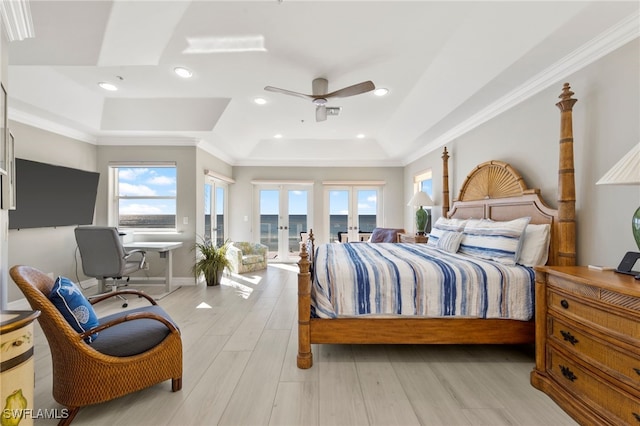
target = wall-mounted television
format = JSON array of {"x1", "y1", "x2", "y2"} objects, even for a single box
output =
[{"x1": 9, "y1": 159, "x2": 100, "y2": 230}]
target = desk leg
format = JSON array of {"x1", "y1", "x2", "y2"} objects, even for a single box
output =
[{"x1": 160, "y1": 250, "x2": 172, "y2": 292}]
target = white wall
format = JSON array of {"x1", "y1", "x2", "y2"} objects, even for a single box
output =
[
  {"x1": 405, "y1": 39, "x2": 640, "y2": 268},
  {"x1": 6, "y1": 121, "x2": 98, "y2": 304}
]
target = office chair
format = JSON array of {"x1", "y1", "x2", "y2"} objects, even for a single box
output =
[{"x1": 74, "y1": 226, "x2": 146, "y2": 308}]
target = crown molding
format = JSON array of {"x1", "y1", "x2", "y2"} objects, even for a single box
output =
[
  {"x1": 9, "y1": 107, "x2": 97, "y2": 143},
  {"x1": 0, "y1": 0, "x2": 34, "y2": 41},
  {"x1": 406, "y1": 11, "x2": 640, "y2": 166}
]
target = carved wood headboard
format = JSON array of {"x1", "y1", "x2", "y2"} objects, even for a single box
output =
[{"x1": 440, "y1": 83, "x2": 578, "y2": 267}]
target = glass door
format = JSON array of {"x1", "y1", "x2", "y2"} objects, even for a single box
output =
[
  {"x1": 326, "y1": 186, "x2": 381, "y2": 243},
  {"x1": 257, "y1": 185, "x2": 311, "y2": 262},
  {"x1": 204, "y1": 181, "x2": 227, "y2": 245}
]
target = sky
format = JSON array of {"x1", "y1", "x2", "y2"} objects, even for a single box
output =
[{"x1": 118, "y1": 167, "x2": 177, "y2": 215}]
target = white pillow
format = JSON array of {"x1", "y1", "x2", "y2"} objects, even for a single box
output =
[
  {"x1": 436, "y1": 231, "x2": 464, "y2": 253},
  {"x1": 459, "y1": 217, "x2": 531, "y2": 265},
  {"x1": 517, "y1": 224, "x2": 551, "y2": 266},
  {"x1": 427, "y1": 218, "x2": 468, "y2": 248}
]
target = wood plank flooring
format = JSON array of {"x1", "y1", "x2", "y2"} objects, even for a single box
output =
[{"x1": 30, "y1": 264, "x2": 577, "y2": 425}]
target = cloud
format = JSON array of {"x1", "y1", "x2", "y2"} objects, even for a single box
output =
[
  {"x1": 147, "y1": 175, "x2": 175, "y2": 185},
  {"x1": 119, "y1": 168, "x2": 149, "y2": 181},
  {"x1": 119, "y1": 183, "x2": 156, "y2": 196}
]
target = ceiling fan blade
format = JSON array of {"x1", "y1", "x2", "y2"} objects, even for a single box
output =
[
  {"x1": 264, "y1": 86, "x2": 314, "y2": 101},
  {"x1": 324, "y1": 81, "x2": 375, "y2": 99},
  {"x1": 316, "y1": 105, "x2": 327, "y2": 122}
]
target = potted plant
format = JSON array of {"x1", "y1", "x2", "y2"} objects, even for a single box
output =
[{"x1": 193, "y1": 238, "x2": 233, "y2": 286}]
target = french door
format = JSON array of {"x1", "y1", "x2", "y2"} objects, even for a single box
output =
[
  {"x1": 256, "y1": 184, "x2": 312, "y2": 262},
  {"x1": 325, "y1": 186, "x2": 381, "y2": 243}
]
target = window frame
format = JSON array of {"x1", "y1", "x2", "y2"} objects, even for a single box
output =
[{"x1": 109, "y1": 162, "x2": 178, "y2": 232}]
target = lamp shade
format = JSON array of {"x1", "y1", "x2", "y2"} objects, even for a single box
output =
[
  {"x1": 408, "y1": 191, "x2": 433, "y2": 207},
  {"x1": 596, "y1": 143, "x2": 640, "y2": 185}
]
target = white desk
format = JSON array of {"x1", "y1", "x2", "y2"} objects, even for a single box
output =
[{"x1": 124, "y1": 242, "x2": 183, "y2": 292}]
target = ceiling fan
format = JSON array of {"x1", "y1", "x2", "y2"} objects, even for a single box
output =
[{"x1": 264, "y1": 77, "x2": 375, "y2": 122}]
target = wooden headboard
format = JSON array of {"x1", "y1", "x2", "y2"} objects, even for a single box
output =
[{"x1": 442, "y1": 83, "x2": 578, "y2": 267}]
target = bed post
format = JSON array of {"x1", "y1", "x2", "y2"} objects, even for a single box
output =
[
  {"x1": 555, "y1": 83, "x2": 577, "y2": 266},
  {"x1": 297, "y1": 230, "x2": 313, "y2": 369},
  {"x1": 442, "y1": 147, "x2": 450, "y2": 217}
]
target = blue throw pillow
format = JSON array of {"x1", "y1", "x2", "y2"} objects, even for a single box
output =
[{"x1": 49, "y1": 276, "x2": 99, "y2": 343}]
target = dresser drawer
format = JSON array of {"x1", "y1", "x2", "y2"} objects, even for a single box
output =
[
  {"x1": 549, "y1": 317, "x2": 640, "y2": 393},
  {"x1": 548, "y1": 290, "x2": 640, "y2": 340},
  {"x1": 548, "y1": 348, "x2": 640, "y2": 425}
]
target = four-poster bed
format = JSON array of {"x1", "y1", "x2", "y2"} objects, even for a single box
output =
[{"x1": 296, "y1": 83, "x2": 578, "y2": 369}]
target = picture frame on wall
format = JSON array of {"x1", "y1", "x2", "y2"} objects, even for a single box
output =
[
  {"x1": 0, "y1": 83, "x2": 6, "y2": 177},
  {"x1": 6, "y1": 131, "x2": 15, "y2": 210}
]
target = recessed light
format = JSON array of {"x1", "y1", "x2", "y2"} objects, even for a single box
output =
[
  {"x1": 98, "y1": 82, "x2": 118, "y2": 91},
  {"x1": 357, "y1": 134, "x2": 366, "y2": 139},
  {"x1": 174, "y1": 67, "x2": 193, "y2": 78},
  {"x1": 374, "y1": 88, "x2": 389, "y2": 96},
  {"x1": 274, "y1": 133, "x2": 283, "y2": 139},
  {"x1": 254, "y1": 97, "x2": 267, "y2": 105}
]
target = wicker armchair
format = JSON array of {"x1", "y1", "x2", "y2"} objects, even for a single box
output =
[
  {"x1": 9, "y1": 265, "x2": 183, "y2": 426},
  {"x1": 226, "y1": 242, "x2": 268, "y2": 273}
]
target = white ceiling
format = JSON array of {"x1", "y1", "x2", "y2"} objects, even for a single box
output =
[{"x1": 7, "y1": 1, "x2": 639, "y2": 167}]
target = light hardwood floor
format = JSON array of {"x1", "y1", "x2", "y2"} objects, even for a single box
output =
[{"x1": 31, "y1": 264, "x2": 577, "y2": 425}]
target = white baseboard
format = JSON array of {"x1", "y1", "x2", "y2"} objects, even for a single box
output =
[{"x1": 7, "y1": 276, "x2": 197, "y2": 309}]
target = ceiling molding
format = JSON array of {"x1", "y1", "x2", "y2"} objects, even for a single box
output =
[
  {"x1": 96, "y1": 136, "x2": 199, "y2": 146},
  {"x1": 8, "y1": 107, "x2": 97, "y2": 143},
  {"x1": 0, "y1": 0, "x2": 34, "y2": 41},
  {"x1": 406, "y1": 11, "x2": 640, "y2": 166}
]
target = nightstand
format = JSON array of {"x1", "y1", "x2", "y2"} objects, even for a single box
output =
[
  {"x1": 1, "y1": 310, "x2": 40, "y2": 426},
  {"x1": 531, "y1": 266, "x2": 640, "y2": 425},
  {"x1": 397, "y1": 233, "x2": 428, "y2": 243}
]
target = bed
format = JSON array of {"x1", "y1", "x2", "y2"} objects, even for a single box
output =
[{"x1": 296, "y1": 83, "x2": 578, "y2": 369}]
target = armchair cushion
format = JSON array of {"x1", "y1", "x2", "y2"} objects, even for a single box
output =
[
  {"x1": 227, "y1": 242, "x2": 269, "y2": 273},
  {"x1": 90, "y1": 305, "x2": 177, "y2": 357},
  {"x1": 369, "y1": 228, "x2": 405, "y2": 243},
  {"x1": 49, "y1": 276, "x2": 99, "y2": 343}
]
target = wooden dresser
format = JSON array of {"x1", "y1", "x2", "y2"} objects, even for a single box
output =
[{"x1": 531, "y1": 266, "x2": 640, "y2": 425}]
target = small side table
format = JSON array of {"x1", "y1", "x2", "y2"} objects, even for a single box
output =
[
  {"x1": 398, "y1": 233, "x2": 428, "y2": 243},
  {"x1": 1, "y1": 310, "x2": 40, "y2": 426}
]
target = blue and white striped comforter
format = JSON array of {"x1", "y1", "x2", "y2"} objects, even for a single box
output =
[{"x1": 311, "y1": 243, "x2": 535, "y2": 320}]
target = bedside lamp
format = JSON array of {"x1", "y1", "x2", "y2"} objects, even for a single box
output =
[
  {"x1": 408, "y1": 191, "x2": 433, "y2": 235},
  {"x1": 596, "y1": 143, "x2": 640, "y2": 250}
]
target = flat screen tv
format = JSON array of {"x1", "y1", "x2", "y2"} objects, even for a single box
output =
[{"x1": 9, "y1": 159, "x2": 100, "y2": 229}]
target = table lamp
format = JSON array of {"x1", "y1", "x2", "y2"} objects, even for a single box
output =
[
  {"x1": 596, "y1": 143, "x2": 640, "y2": 250},
  {"x1": 408, "y1": 191, "x2": 434, "y2": 235}
]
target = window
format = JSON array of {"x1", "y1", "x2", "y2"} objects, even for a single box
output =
[
  {"x1": 111, "y1": 164, "x2": 177, "y2": 230},
  {"x1": 413, "y1": 169, "x2": 433, "y2": 233},
  {"x1": 204, "y1": 179, "x2": 228, "y2": 245}
]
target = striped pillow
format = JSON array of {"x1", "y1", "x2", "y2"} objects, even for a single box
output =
[
  {"x1": 459, "y1": 217, "x2": 531, "y2": 265},
  {"x1": 436, "y1": 231, "x2": 464, "y2": 253},
  {"x1": 427, "y1": 218, "x2": 468, "y2": 248}
]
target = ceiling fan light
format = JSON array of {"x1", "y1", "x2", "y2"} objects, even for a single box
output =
[
  {"x1": 374, "y1": 88, "x2": 389, "y2": 96},
  {"x1": 254, "y1": 97, "x2": 267, "y2": 105},
  {"x1": 98, "y1": 82, "x2": 118, "y2": 91},
  {"x1": 174, "y1": 67, "x2": 193, "y2": 78}
]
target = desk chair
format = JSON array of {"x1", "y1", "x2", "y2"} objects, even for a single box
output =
[{"x1": 75, "y1": 226, "x2": 146, "y2": 308}]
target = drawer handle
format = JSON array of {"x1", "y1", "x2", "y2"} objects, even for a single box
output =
[
  {"x1": 559, "y1": 365, "x2": 577, "y2": 382},
  {"x1": 560, "y1": 299, "x2": 569, "y2": 309},
  {"x1": 634, "y1": 368, "x2": 640, "y2": 376},
  {"x1": 633, "y1": 412, "x2": 640, "y2": 422},
  {"x1": 560, "y1": 330, "x2": 579, "y2": 345}
]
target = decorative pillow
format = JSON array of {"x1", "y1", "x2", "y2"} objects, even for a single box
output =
[
  {"x1": 459, "y1": 217, "x2": 531, "y2": 265},
  {"x1": 517, "y1": 224, "x2": 551, "y2": 266},
  {"x1": 436, "y1": 231, "x2": 464, "y2": 253},
  {"x1": 49, "y1": 276, "x2": 99, "y2": 343},
  {"x1": 427, "y1": 218, "x2": 468, "y2": 248}
]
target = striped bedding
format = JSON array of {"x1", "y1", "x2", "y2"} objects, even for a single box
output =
[{"x1": 311, "y1": 242, "x2": 535, "y2": 320}]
